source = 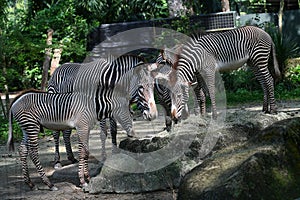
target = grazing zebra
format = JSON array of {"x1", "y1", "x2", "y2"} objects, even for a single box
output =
[
  {"x1": 154, "y1": 53, "x2": 206, "y2": 131},
  {"x1": 167, "y1": 26, "x2": 280, "y2": 120},
  {"x1": 7, "y1": 64, "x2": 157, "y2": 190},
  {"x1": 160, "y1": 47, "x2": 207, "y2": 116},
  {"x1": 154, "y1": 54, "x2": 188, "y2": 131},
  {"x1": 47, "y1": 55, "x2": 157, "y2": 167}
]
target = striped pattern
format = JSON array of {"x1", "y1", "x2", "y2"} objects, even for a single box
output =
[
  {"x1": 8, "y1": 90, "x2": 97, "y2": 190},
  {"x1": 155, "y1": 53, "x2": 206, "y2": 131},
  {"x1": 7, "y1": 62, "x2": 156, "y2": 190},
  {"x1": 172, "y1": 26, "x2": 280, "y2": 119},
  {"x1": 47, "y1": 55, "x2": 157, "y2": 165}
]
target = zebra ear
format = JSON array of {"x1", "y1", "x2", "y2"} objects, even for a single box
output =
[
  {"x1": 147, "y1": 63, "x2": 158, "y2": 71},
  {"x1": 152, "y1": 72, "x2": 169, "y2": 81},
  {"x1": 163, "y1": 45, "x2": 182, "y2": 66}
]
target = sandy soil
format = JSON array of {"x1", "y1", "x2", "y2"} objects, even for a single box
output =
[{"x1": 0, "y1": 101, "x2": 299, "y2": 200}]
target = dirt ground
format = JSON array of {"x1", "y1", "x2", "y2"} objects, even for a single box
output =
[{"x1": 0, "y1": 101, "x2": 299, "y2": 200}]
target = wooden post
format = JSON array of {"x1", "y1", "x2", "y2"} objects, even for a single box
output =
[
  {"x1": 41, "y1": 29, "x2": 53, "y2": 91},
  {"x1": 221, "y1": 0, "x2": 230, "y2": 12},
  {"x1": 50, "y1": 47, "x2": 62, "y2": 76}
]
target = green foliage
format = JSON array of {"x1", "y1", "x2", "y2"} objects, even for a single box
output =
[
  {"x1": 184, "y1": 0, "x2": 222, "y2": 15},
  {"x1": 0, "y1": 0, "x2": 91, "y2": 92},
  {"x1": 267, "y1": 29, "x2": 300, "y2": 78},
  {"x1": 222, "y1": 68, "x2": 261, "y2": 92},
  {"x1": 77, "y1": 0, "x2": 169, "y2": 24},
  {"x1": 286, "y1": 64, "x2": 300, "y2": 85},
  {"x1": 25, "y1": 0, "x2": 89, "y2": 63},
  {"x1": 0, "y1": 115, "x2": 22, "y2": 144}
]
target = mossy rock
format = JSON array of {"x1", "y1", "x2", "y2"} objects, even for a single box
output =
[{"x1": 178, "y1": 117, "x2": 300, "y2": 200}]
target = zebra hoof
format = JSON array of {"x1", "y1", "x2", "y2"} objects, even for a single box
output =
[
  {"x1": 50, "y1": 186, "x2": 59, "y2": 191},
  {"x1": 127, "y1": 131, "x2": 136, "y2": 138},
  {"x1": 81, "y1": 183, "x2": 89, "y2": 193},
  {"x1": 163, "y1": 126, "x2": 171, "y2": 132},
  {"x1": 29, "y1": 185, "x2": 38, "y2": 191},
  {"x1": 269, "y1": 110, "x2": 278, "y2": 115},
  {"x1": 54, "y1": 162, "x2": 63, "y2": 169}
]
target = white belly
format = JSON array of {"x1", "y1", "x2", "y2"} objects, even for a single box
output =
[
  {"x1": 216, "y1": 58, "x2": 248, "y2": 72},
  {"x1": 40, "y1": 121, "x2": 74, "y2": 131}
]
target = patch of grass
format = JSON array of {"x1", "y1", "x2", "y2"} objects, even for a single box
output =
[{"x1": 225, "y1": 87, "x2": 300, "y2": 107}]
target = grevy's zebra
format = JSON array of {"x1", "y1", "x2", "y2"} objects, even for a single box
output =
[
  {"x1": 47, "y1": 55, "x2": 156, "y2": 168},
  {"x1": 154, "y1": 54, "x2": 191, "y2": 131},
  {"x1": 167, "y1": 26, "x2": 280, "y2": 120},
  {"x1": 7, "y1": 64, "x2": 157, "y2": 190}
]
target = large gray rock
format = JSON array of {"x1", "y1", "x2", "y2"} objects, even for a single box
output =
[
  {"x1": 87, "y1": 117, "x2": 206, "y2": 194},
  {"x1": 178, "y1": 117, "x2": 300, "y2": 200},
  {"x1": 87, "y1": 133, "x2": 185, "y2": 194},
  {"x1": 86, "y1": 110, "x2": 300, "y2": 196}
]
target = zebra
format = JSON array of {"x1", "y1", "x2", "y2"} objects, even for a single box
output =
[
  {"x1": 47, "y1": 55, "x2": 157, "y2": 168},
  {"x1": 154, "y1": 52, "x2": 206, "y2": 131},
  {"x1": 166, "y1": 26, "x2": 280, "y2": 120},
  {"x1": 7, "y1": 64, "x2": 158, "y2": 190},
  {"x1": 153, "y1": 54, "x2": 187, "y2": 131}
]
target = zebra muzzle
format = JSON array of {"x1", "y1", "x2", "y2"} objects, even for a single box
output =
[{"x1": 171, "y1": 107, "x2": 179, "y2": 122}]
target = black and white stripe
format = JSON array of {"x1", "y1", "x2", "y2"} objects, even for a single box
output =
[
  {"x1": 171, "y1": 26, "x2": 280, "y2": 119},
  {"x1": 7, "y1": 61, "x2": 157, "y2": 190},
  {"x1": 47, "y1": 55, "x2": 157, "y2": 165}
]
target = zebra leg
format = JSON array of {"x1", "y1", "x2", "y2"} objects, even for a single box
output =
[
  {"x1": 193, "y1": 95, "x2": 201, "y2": 116},
  {"x1": 253, "y1": 65, "x2": 277, "y2": 114},
  {"x1": 77, "y1": 128, "x2": 90, "y2": 189},
  {"x1": 165, "y1": 114, "x2": 172, "y2": 132},
  {"x1": 162, "y1": 103, "x2": 172, "y2": 131},
  {"x1": 110, "y1": 118, "x2": 119, "y2": 154},
  {"x1": 204, "y1": 71, "x2": 217, "y2": 119},
  {"x1": 268, "y1": 82, "x2": 277, "y2": 114},
  {"x1": 199, "y1": 88, "x2": 206, "y2": 116},
  {"x1": 27, "y1": 131, "x2": 57, "y2": 190},
  {"x1": 62, "y1": 129, "x2": 78, "y2": 164},
  {"x1": 194, "y1": 72, "x2": 207, "y2": 116},
  {"x1": 99, "y1": 118, "x2": 108, "y2": 160},
  {"x1": 265, "y1": 74, "x2": 277, "y2": 114},
  {"x1": 53, "y1": 131, "x2": 62, "y2": 169},
  {"x1": 113, "y1": 108, "x2": 135, "y2": 137},
  {"x1": 18, "y1": 141, "x2": 35, "y2": 189}
]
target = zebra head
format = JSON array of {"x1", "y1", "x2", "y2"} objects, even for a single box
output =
[
  {"x1": 135, "y1": 63, "x2": 159, "y2": 120},
  {"x1": 169, "y1": 72, "x2": 190, "y2": 122},
  {"x1": 155, "y1": 48, "x2": 190, "y2": 123},
  {"x1": 120, "y1": 63, "x2": 158, "y2": 121}
]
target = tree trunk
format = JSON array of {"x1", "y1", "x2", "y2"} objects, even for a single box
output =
[
  {"x1": 221, "y1": 0, "x2": 230, "y2": 12},
  {"x1": 40, "y1": 29, "x2": 53, "y2": 91},
  {"x1": 278, "y1": 0, "x2": 284, "y2": 34},
  {"x1": 50, "y1": 47, "x2": 62, "y2": 76},
  {"x1": 1, "y1": 55, "x2": 10, "y2": 119},
  {"x1": 167, "y1": 0, "x2": 187, "y2": 17}
]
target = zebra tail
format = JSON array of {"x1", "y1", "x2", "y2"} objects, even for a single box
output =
[
  {"x1": 272, "y1": 42, "x2": 281, "y2": 80},
  {"x1": 7, "y1": 109, "x2": 15, "y2": 152}
]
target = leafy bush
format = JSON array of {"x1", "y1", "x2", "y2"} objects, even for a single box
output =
[
  {"x1": 222, "y1": 67, "x2": 261, "y2": 93},
  {"x1": 286, "y1": 64, "x2": 300, "y2": 85},
  {"x1": 265, "y1": 25, "x2": 300, "y2": 79},
  {"x1": 0, "y1": 114, "x2": 55, "y2": 144},
  {"x1": 0, "y1": 115, "x2": 22, "y2": 144}
]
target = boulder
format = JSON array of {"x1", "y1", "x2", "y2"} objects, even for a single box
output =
[{"x1": 178, "y1": 117, "x2": 300, "y2": 200}]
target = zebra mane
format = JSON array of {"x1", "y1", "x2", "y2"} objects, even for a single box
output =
[
  {"x1": 108, "y1": 54, "x2": 145, "y2": 64},
  {"x1": 10, "y1": 88, "x2": 46, "y2": 107},
  {"x1": 172, "y1": 51, "x2": 182, "y2": 70}
]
